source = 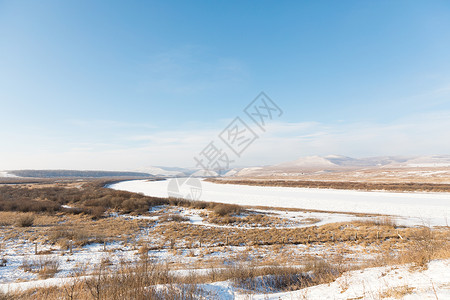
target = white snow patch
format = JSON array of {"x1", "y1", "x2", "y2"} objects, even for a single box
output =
[{"x1": 0, "y1": 171, "x2": 18, "y2": 178}]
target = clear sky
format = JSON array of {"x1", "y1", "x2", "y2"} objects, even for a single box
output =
[{"x1": 1, "y1": 0, "x2": 450, "y2": 170}]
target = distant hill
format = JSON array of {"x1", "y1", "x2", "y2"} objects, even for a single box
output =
[
  {"x1": 7, "y1": 170, "x2": 154, "y2": 178},
  {"x1": 0, "y1": 171, "x2": 18, "y2": 178},
  {"x1": 135, "y1": 166, "x2": 195, "y2": 177},
  {"x1": 230, "y1": 155, "x2": 450, "y2": 177}
]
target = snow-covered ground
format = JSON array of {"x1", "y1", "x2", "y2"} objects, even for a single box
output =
[
  {"x1": 6, "y1": 258, "x2": 448, "y2": 299},
  {"x1": 213, "y1": 259, "x2": 450, "y2": 299},
  {"x1": 1, "y1": 178, "x2": 448, "y2": 298},
  {"x1": 110, "y1": 179, "x2": 450, "y2": 227},
  {"x1": 0, "y1": 240, "x2": 137, "y2": 286}
]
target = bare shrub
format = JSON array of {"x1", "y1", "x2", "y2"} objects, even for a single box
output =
[
  {"x1": 188, "y1": 200, "x2": 210, "y2": 210},
  {"x1": 230, "y1": 265, "x2": 311, "y2": 292},
  {"x1": 200, "y1": 261, "x2": 342, "y2": 293},
  {"x1": 213, "y1": 204, "x2": 242, "y2": 216},
  {"x1": 88, "y1": 206, "x2": 105, "y2": 220},
  {"x1": 370, "y1": 226, "x2": 450, "y2": 269},
  {"x1": 82, "y1": 259, "x2": 201, "y2": 300},
  {"x1": 159, "y1": 214, "x2": 189, "y2": 223},
  {"x1": 21, "y1": 256, "x2": 60, "y2": 279},
  {"x1": 303, "y1": 258, "x2": 342, "y2": 283},
  {"x1": 138, "y1": 244, "x2": 150, "y2": 258},
  {"x1": 401, "y1": 227, "x2": 443, "y2": 267},
  {"x1": 16, "y1": 214, "x2": 35, "y2": 227},
  {"x1": 208, "y1": 215, "x2": 239, "y2": 225}
]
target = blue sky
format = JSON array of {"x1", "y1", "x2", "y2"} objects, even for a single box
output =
[{"x1": 1, "y1": 0, "x2": 450, "y2": 170}]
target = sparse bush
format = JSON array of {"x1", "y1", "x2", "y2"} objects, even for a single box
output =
[
  {"x1": 189, "y1": 200, "x2": 209, "y2": 210},
  {"x1": 78, "y1": 259, "x2": 202, "y2": 299},
  {"x1": 21, "y1": 256, "x2": 60, "y2": 279},
  {"x1": 208, "y1": 262, "x2": 340, "y2": 293},
  {"x1": 159, "y1": 214, "x2": 189, "y2": 223},
  {"x1": 16, "y1": 214, "x2": 35, "y2": 227},
  {"x1": 304, "y1": 258, "x2": 341, "y2": 282},
  {"x1": 402, "y1": 227, "x2": 441, "y2": 267},
  {"x1": 138, "y1": 244, "x2": 150, "y2": 258},
  {"x1": 0, "y1": 257, "x2": 7, "y2": 267},
  {"x1": 88, "y1": 206, "x2": 105, "y2": 219},
  {"x1": 213, "y1": 204, "x2": 242, "y2": 216}
]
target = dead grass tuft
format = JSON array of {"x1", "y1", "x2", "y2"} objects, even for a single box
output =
[
  {"x1": 16, "y1": 214, "x2": 35, "y2": 227},
  {"x1": 21, "y1": 256, "x2": 60, "y2": 279},
  {"x1": 380, "y1": 285, "x2": 415, "y2": 298},
  {"x1": 213, "y1": 204, "x2": 242, "y2": 216},
  {"x1": 159, "y1": 214, "x2": 189, "y2": 223}
]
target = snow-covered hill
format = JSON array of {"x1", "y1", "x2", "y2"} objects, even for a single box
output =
[
  {"x1": 0, "y1": 171, "x2": 18, "y2": 178},
  {"x1": 232, "y1": 155, "x2": 450, "y2": 177},
  {"x1": 388, "y1": 155, "x2": 450, "y2": 168},
  {"x1": 136, "y1": 166, "x2": 188, "y2": 177},
  {"x1": 275, "y1": 155, "x2": 338, "y2": 169}
]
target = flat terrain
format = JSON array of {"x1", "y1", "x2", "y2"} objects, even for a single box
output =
[
  {"x1": 0, "y1": 178, "x2": 449, "y2": 299},
  {"x1": 111, "y1": 179, "x2": 450, "y2": 227}
]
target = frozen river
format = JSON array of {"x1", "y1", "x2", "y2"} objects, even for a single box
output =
[{"x1": 109, "y1": 178, "x2": 450, "y2": 227}]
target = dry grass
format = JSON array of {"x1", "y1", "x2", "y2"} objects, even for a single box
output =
[
  {"x1": 152, "y1": 220, "x2": 414, "y2": 248},
  {"x1": 16, "y1": 214, "x2": 35, "y2": 227},
  {"x1": 380, "y1": 285, "x2": 415, "y2": 298},
  {"x1": 369, "y1": 226, "x2": 450, "y2": 269},
  {"x1": 399, "y1": 227, "x2": 450, "y2": 267},
  {"x1": 158, "y1": 214, "x2": 189, "y2": 223},
  {"x1": 358, "y1": 216, "x2": 397, "y2": 227},
  {"x1": 212, "y1": 204, "x2": 242, "y2": 216},
  {"x1": 206, "y1": 211, "x2": 311, "y2": 227},
  {"x1": 0, "y1": 211, "x2": 62, "y2": 227},
  {"x1": 46, "y1": 215, "x2": 153, "y2": 248},
  {"x1": 20, "y1": 256, "x2": 60, "y2": 279},
  {"x1": 207, "y1": 178, "x2": 450, "y2": 192},
  {"x1": 0, "y1": 211, "x2": 154, "y2": 249},
  {"x1": 8, "y1": 259, "x2": 203, "y2": 300},
  {"x1": 224, "y1": 258, "x2": 342, "y2": 292},
  {"x1": 4, "y1": 256, "x2": 346, "y2": 299}
]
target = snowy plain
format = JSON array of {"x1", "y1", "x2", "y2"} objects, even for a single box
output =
[
  {"x1": 1, "y1": 178, "x2": 449, "y2": 298},
  {"x1": 110, "y1": 179, "x2": 450, "y2": 227}
]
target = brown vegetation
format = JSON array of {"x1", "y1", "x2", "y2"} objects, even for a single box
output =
[
  {"x1": 212, "y1": 203, "x2": 242, "y2": 216},
  {"x1": 0, "y1": 180, "x2": 246, "y2": 221},
  {"x1": 16, "y1": 213, "x2": 35, "y2": 227},
  {"x1": 20, "y1": 256, "x2": 60, "y2": 279},
  {"x1": 207, "y1": 178, "x2": 450, "y2": 192},
  {"x1": 3, "y1": 255, "x2": 347, "y2": 299}
]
